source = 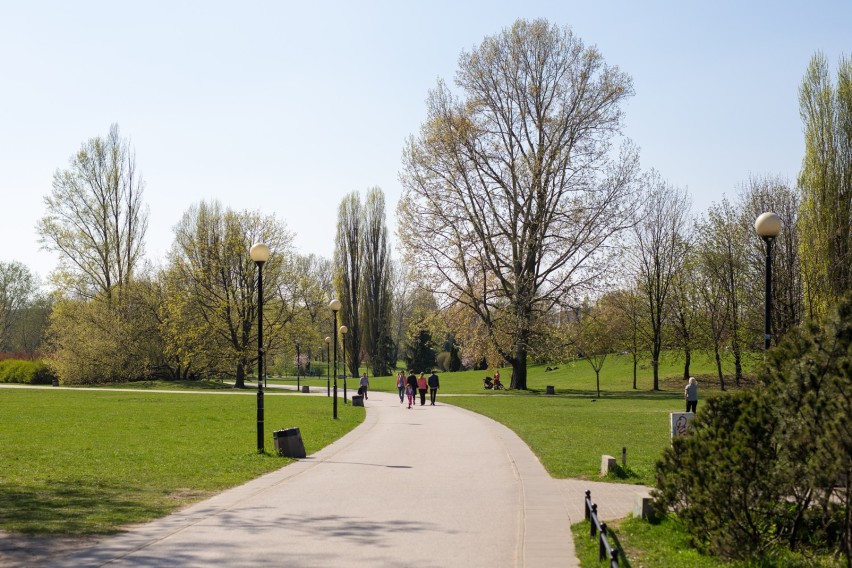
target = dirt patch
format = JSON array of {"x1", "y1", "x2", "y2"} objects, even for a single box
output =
[{"x1": 0, "y1": 532, "x2": 101, "y2": 567}]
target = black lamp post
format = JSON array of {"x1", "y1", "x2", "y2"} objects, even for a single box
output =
[
  {"x1": 329, "y1": 299, "x2": 341, "y2": 419},
  {"x1": 754, "y1": 212, "x2": 782, "y2": 351},
  {"x1": 340, "y1": 325, "x2": 348, "y2": 403},
  {"x1": 295, "y1": 340, "x2": 301, "y2": 391},
  {"x1": 325, "y1": 336, "x2": 331, "y2": 396},
  {"x1": 249, "y1": 242, "x2": 270, "y2": 454}
]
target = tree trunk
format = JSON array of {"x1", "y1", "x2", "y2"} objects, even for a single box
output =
[
  {"x1": 683, "y1": 347, "x2": 691, "y2": 382},
  {"x1": 510, "y1": 340, "x2": 528, "y2": 390},
  {"x1": 595, "y1": 370, "x2": 600, "y2": 398},
  {"x1": 632, "y1": 355, "x2": 638, "y2": 390},
  {"x1": 713, "y1": 343, "x2": 725, "y2": 391},
  {"x1": 234, "y1": 360, "x2": 246, "y2": 389}
]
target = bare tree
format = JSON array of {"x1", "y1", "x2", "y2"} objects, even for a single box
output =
[
  {"x1": 630, "y1": 174, "x2": 690, "y2": 390},
  {"x1": 399, "y1": 19, "x2": 640, "y2": 389},
  {"x1": 38, "y1": 124, "x2": 148, "y2": 302},
  {"x1": 361, "y1": 188, "x2": 393, "y2": 376},
  {"x1": 334, "y1": 193, "x2": 363, "y2": 377}
]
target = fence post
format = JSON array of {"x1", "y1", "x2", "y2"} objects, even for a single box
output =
[
  {"x1": 599, "y1": 522, "x2": 607, "y2": 561},
  {"x1": 584, "y1": 489, "x2": 591, "y2": 520},
  {"x1": 590, "y1": 504, "x2": 598, "y2": 538},
  {"x1": 610, "y1": 548, "x2": 620, "y2": 568}
]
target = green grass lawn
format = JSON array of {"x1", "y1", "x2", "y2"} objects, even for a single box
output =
[{"x1": 0, "y1": 388, "x2": 363, "y2": 534}]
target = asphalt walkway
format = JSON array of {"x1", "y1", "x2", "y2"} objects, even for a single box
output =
[{"x1": 19, "y1": 388, "x2": 649, "y2": 567}]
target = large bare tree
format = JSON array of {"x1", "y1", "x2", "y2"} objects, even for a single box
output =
[
  {"x1": 398, "y1": 19, "x2": 640, "y2": 389},
  {"x1": 361, "y1": 188, "x2": 393, "y2": 376},
  {"x1": 334, "y1": 193, "x2": 363, "y2": 377},
  {"x1": 38, "y1": 124, "x2": 148, "y2": 302}
]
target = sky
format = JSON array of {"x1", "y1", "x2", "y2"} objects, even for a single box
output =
[{"x1": 1, "y1": 1, "x2": 850, "y2": 282}]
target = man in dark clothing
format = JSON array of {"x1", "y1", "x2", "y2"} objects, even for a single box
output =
[{"x1": 427, "y1": 370, "x2": 440, "y2": 405}]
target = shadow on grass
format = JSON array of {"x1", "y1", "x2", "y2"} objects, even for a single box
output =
[{"x1": 0, "y1": 481, "x2": 169, "y2": 535}]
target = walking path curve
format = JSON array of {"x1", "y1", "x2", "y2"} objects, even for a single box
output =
[{"x1": 5, "y1": 386, "x2": 650, "y2": 567}]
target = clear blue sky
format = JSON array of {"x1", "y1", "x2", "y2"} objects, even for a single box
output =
[{"x1": 1, "y1": 1, "x2": 849, "y2": 281}]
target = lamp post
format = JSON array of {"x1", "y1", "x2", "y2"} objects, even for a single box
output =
[
  {"x1": 295, "y1": 340, "x2": 301, "y2": 391},
  {"x1": 325, "y1": 336, "x2": 331, "y2": 396},
  {"x1": 249, "y1": 242, "x2": 270, "y2": 454},
  {"x1": 340, "y1": 325, "x2": 348, "y2": 403},
  {"x1": 754, "y1": 212, "x2": 782, "y2": 351},
  {"x1": 329, "y1": 299, "x2": 342, "y2": 419}
]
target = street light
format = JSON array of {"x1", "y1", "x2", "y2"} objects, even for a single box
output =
[
  {"x1": 295, "y1": 339, "x2": 301, "y2": 392},
  {"x1": 325, "y1": 336, "x2": 331, "y2": 396},
  {"x1": 340, "y1": 325, "x2": 348, "y2": 403},
  {"x1": 754, "y1": 212, "x2": 782, "y2": 350},
  {"x1": 329, "y1": 299, "x2": 342, "y2": 419},
  {"x1": 249, "y1": 242, "x2": 270, "y2": 454}
]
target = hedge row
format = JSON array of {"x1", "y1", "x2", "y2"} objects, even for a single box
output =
[{"x1": 0, "y1": 360, "x2": 57, "y2": 385}]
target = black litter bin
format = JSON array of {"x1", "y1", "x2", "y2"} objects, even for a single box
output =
[
  {"x1": 352, "y1": 395, "x2": 364, "y2": 407},
  {"x1": 273, "y1": 428, "x2": 306, "y2": 458},
  {"x1": 545, "y1": 385, "x2": 555, "y2": 395}
]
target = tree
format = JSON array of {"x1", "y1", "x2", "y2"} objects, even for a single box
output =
[
  {"x1": 798, "y1": 52, "x2": 852, "y2": 318},
  {"x1": 399, "y1": 18, "x2": 640, "y2": 389},
  {"x1": 574, "y1": 298, "x2": 622, "y2": 398},
  {"x1": 37, "y1": 124, "x2": 148, "y2": 302},
  {"x1": 361, "y1": 188, "x2": 393, "y2": 376},
  {"x1": 738, "y1": 175, "x2": 803, "y2": 345},
  {"x1": 0, "y1": 261, "x2": 37, "y2": 352},
  {"x1": 334, "y1": 193, "x2": 363, "y2": 378},
  {"x1": 669, "y1": 243, "x2": 699, "y2": 382},
  {"x1": 631, "y1": 174, "x2": 690, "y2": 390},
  {"x1": 700, "y1": 198, "x2": 748, "y2": 385},
  {"x1": 165, "y1": 201, "x2": 293, "y2": 387}
]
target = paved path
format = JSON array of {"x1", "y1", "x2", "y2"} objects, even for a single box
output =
[{"x1": 9, "y1": 387, "x2": 650, "y2": 567}]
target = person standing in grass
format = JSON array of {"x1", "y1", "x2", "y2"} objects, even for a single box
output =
[
  {"x1": 359, "y1": 372, "x2": 369, "y2": 400},
  {"x1": 427, "y1": 370, "x2": 440, "y2": 405},
  {"x1": 396, "y1": 370, "x2": 406, "y2": 403},
  {"x1": 417, "y1": 372, "x2": 428, "y2": 406},
  {"x1": 685, "y1": 377, "x2": 698, "y2": 413}
]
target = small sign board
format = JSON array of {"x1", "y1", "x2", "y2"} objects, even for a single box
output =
[{"x1": 670, "y1": 412, "x2": 694, "y2": 439}]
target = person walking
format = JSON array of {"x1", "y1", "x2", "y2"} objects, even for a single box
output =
[
  {"x1": 359, "y1": 372, "x2": 369, "y2": 400},
  {"x1": 395, "y1": 371, "x2": 406, "y2": 403},
  {"x1": 427, "y1": 370, "x2": 440, "y2": 405},
  {"x1": 406, "y1": 370, "x2": 418, "y2": 409},
  {"x1": 685, "y1": 377, "x2": 698, "y2": 413},
  {"x1": 417, "y1": 372, "x2": 428, "y2": 406}
]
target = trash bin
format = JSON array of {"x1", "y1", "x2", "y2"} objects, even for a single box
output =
[
  {"x1": 545, "y1": 385, "x2": 555, "y2": 395},
  {"x1": 301, "y1": 385, "x2": 310, "y2": 393},
  {"x1": 273, "y1": 428, "x2": 306, "y2": 458},
  {"x1": 352, "y1": 395, "x2": 364, "y2": 407}
]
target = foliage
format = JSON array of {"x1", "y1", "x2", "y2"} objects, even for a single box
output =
[
  {"x1": 37, "y1": 124, "x2": 148, "y2": 302},
  {"x1": 0, "y1": 359, "x2": 56, "y2": 384},
  {"x1": 654, "y1": 295, "x2": 852, "y2": 562},
  {"x1": 798, "y1": 52, "x2": 852, "y2": 318},
  {"x1": 163, "y1": 201, "x2": 294, "y2": 387},
  {"x1": 45, "y1": 292, "x2": 160, "y2": 384},
  {"x1": 404, "y1": 328, "x2": 436, "y2": 373},
  {"x1": 0, "y1": 261, "x2": 38, "y2": 352},
  {"x1": 399, "y1": 18, "x2": 640, "y2": 389}
]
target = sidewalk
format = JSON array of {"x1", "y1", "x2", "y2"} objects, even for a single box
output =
[{"x1": 30, "y1": 389, "x2": 648, "y2": 567}]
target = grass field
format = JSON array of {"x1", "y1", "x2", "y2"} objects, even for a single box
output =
[{"x1": 0, "y1": 388, "x2": 363, "y2": 534}]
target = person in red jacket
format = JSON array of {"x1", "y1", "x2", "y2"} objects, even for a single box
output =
[{"x1": 417, "y1": 372, "x2": 428, "y2": 406}]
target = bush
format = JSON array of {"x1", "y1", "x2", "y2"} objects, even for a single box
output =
[
  {"x1": 0, "y1": 359, "x2": 57, "y2": 384},
  {"x1": 654, "y1": 294, "x2": 852, "y2": 563}
]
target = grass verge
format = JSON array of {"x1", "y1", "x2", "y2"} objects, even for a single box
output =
[{"x1": 0, "y1": 388, "x2": 362, "y2": 534}]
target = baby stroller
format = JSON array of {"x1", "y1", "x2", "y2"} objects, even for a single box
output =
[{"x1": 483, "y1": 376, "x2": 493, "y2": 390}]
